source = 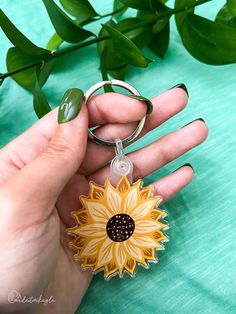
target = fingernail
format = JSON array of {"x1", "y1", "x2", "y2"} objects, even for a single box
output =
[
  {"x1": 58, "y1": 88, "x2": 84, "y2": 124},
  {"x1": 128, "y1": 94, "x2": 153, "y2": 114},
  {"x1": 182, "y1": 118, "x2": 205, "y2": 128},
  {"x1": 175, "y1": 163, "x2": 194, "y2": 173},
  {"x1": 169, "y1": 83, "x2": 188, "y2": 96}
]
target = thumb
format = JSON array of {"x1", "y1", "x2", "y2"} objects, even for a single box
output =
[{"x1": 8, "y1": 88, "x2": 88, "y2": 208}]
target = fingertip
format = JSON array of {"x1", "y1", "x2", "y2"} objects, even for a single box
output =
[
  {"x1": 152, "y1": 164, "x2": 195, "y2": 202},
  {"x1": 169, "y1": 83, "x2": 189, "y2": 97},
  {"x1": 147, "y1": 87, "x2": 188, "y2": 132},
  {"x1": 175, "y1": 164, "x2": 195, "y2": 183},
  {"x1": 171, "y1": 87, "x2": 189, "y2": 109}
]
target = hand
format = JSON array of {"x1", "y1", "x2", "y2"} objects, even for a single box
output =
[{"x1": 0, "y1": 85, "x2": 208, "y2": 314}]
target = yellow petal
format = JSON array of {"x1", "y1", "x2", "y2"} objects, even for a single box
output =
[
  {"x1": 86, "y1": 201, "x2": 111, "y2": 222},
  {"x1": 89, "y1": 181, "x2": 105, "y2": 200},
  {"x1": 129, "y1": 235, "x2": 157, "y2": 248},
  {"x1": 135, "y1": 220, "x2": 162, "y2": 233},
  {"x1": 153, "y1": 230, "x2": 167, "y2": 242},
  {"x1": 115, "y1": 242, "x2": 127, "y2": 269},
  {"x1": 150, "y1": 209, "x2": 165, "y2": 220},
  {"x1": 77, "y1": 224, "x2": 106, "y2": 237},
  {"x1": 69, "y1": 235, "x2": 86, "y2": 250},
  {"x1": 124, "y1": 185, "x2": 139, "y2": 213},
  {"x1": 97, "y1": 238, "x2": 113, "y2": 268},
  {"x1": 105, "y1": 262, "x2": 118, "y2": 279},
  {"x1": 85, "y1": 257, "x2": 96, "y2": 266},
  {"x1": 80, "y1": 237, "x2": 105, "y2": 256},
  {"x1": 71, "y1": 210, "x2": 89, "y2": 225},
  {"x1": 140, "y1": 187, "x2": 152, "y2": 200},
  {"x1": 124, "y1": 242, "x2": 142, "y2": 260},
  {"x1": 131, "y1": 199, "x2": 156, "y2": 220},
  {"x1": 117, "y1": 176, "x2": 130, "y2": 193},
  {"x1": 105, "y1": 181, "x2": 122, "y2": 214},
  {"x1": 125, "y1": 258, "x2": 136, "y2": 274},
  {"x1": 143, "y1": 248, "x2": 156, "y2": 260}
]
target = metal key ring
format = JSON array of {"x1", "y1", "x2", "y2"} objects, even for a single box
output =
[{"x1": 84, "y1": 79, "x2": 146, "y2": 147}]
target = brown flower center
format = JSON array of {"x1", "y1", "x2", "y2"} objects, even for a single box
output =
[{"x1": 106, "y1": 214, "x2": 135, "y2": 242}]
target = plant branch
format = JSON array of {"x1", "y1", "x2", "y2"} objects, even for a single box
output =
[
  {"x1": 80, "y1": 5, "x2": 127, "y2": 25},
  {"x1": 99, "y1": 5, "x2": 127, "y2": 19},
  {"x1": 0, "y1": 0, "x2": 211, "y2": 81}
]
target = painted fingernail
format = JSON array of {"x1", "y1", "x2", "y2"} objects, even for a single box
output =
[
  {"x1": 182, "y1": 118, "x2": 205, "y2": 128},
  {"x1": 169, "y1": 83, "x2": 188, "y2": 96},
  {"x1": 128, "y1": 94, "x2": 153, "y2": 114},
  {"x1": 175, "y1": 163, "x2": 194, "y2": 172},
  {"x1": 58, "y1": 88, "x2": 84, "y2": 124}
]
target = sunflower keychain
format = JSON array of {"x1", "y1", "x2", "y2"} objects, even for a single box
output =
[{"x1": 67, "y1": 80, "x2": 169, "y2": 279}]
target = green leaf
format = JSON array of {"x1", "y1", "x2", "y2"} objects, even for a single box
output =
[
  {"x1": 227, "y1": 0, "x2": 236, "y2": 16},
  {"x1": 113, "y1": 0, "x2": 128, "y2": 21},
  {"x1": 153, "y1": 17, "x2": 169, "y2": 33},
  {"x1": 116, "y1": 18, "x2": 153, "y2": 48},
  {"x1": 148, "y1": 20, "x2": 170, "y2": 58},
  {"x1": 102, "y1": 24, "x2": 152, "y2": 67},
  {"x1": 100, "y1": 50, "x2": 114, "y2": 92},
  {"x1": 97, "y1": 21, "x2": 126, "y2": 70},
  {"x1": 42, "y1": 0, "x2": 94, "y2": 43},
  {"x1": 38, "y1": 59, "x2": 55, "y2": 87},
  {"x1": 33, "y1": 80, "x2": 51, "y2": 118},
  {"x1": 0, "y1": 9, "x2": 49, "y2": 56},
  {"x1": 137, "y1": 9, "x2": 155, "y2": 18},
  {"x1": 59, "y1": 0, "x2": 98, "y2": 23},
  {"x1": 119, "y1": 0, "x2": 171, "y2": 11},
  {"x1": 33, "y1": 66, "x2": 52, "y2": 118},
  {"x1": 47, "y1": 33, "x2": 63, "y2": 51},
  {"x1": 7, "y1": 47, "x2": 42, "y2": 91},
  {"x1": 119, "y1": 0, "x2": 148, "y2": 10},
  {"x1": 109, "y1": 64, "x2": 128, "y2": 80},
  {"x1": 97, "y1": 21, "x2": 128, "y2": 80},
  {"x1": 0, "y1": 75, "x2": 4, "y2": 86},
  {"x1": 175, "y1": 0, "x2": 195, "y2": 31},
  {"x1": 216, "y1": 4, "x2": 236, "y2": 28},
  {"x1": 149, "y1": 0, "x2": 172, "y2": 13},
  {"x1": 6, "y1": 48, "x2": 54, "y2": 91},
  {"x1": 177, "y1": 13, "x2": 236, "y2": 64}
]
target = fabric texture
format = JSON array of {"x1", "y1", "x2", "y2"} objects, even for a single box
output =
[{"x1": 0, "y1": 1, "x2": 235, "y2": 313}]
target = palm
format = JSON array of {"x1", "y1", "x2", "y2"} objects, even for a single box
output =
[
  {"x1": 0, "y1": 89, "x2": 207, "y2": 313},
  {"x1": 29, "y1": 173, "x2": 92, "y2": 313}
]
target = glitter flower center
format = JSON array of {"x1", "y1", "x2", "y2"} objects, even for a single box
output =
[{"x1": 106, "y1": 214, "x2": 135, "y2": 242}]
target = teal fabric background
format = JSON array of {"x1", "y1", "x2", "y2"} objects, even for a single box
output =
[{"x1": 1, "y1": 1, "x2": 236, "y2": 313}]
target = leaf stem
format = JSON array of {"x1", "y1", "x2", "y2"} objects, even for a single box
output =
[
  {"x1": 99, "y1": 5, "x2": 127, "y2": 19},
  {"x1": 0, "y1": 0, "x2": 211, "y2": 82},
  {"x1": 1, "y1": 61, "x2": 43, "y2": 79}
]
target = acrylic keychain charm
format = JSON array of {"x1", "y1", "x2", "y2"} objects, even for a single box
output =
[{"x1": 67, "y1": 80, "x2": 169, "y2": 279}]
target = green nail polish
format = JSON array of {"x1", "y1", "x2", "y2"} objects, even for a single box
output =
[
  {"x1": 169, "y1": 83, "x2": 189, "y2": 96},
  {"x1": 58, "y1": 88, "x2": 84, "y2": 124},
  {"x1": 174, "y1": 163, "x2": 194, "y2": 173},
  {"x1": 128, "y1": 95, "x2": 153, "y2": 114},
  {"x1": 182, "y1": 118, "x2": 205, "y2": 128}
]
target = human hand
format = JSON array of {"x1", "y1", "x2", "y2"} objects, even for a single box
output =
[{"x1": 0, "y1": 85, "x2": 208, "y2": 313}]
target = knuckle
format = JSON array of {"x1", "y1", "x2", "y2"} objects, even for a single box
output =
[
  {"x1": 47, "y1": 138, "x2": 75, "y2": 158},
  {"x1": 90, "y1": 96, "x2": 108, "y2": 122},
  {"x1": 156, "y1": 137, "x2": 173, "y2": 165},
  {"x1": 44, "y1": 138, "x2": 80, "y2": 169}
]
